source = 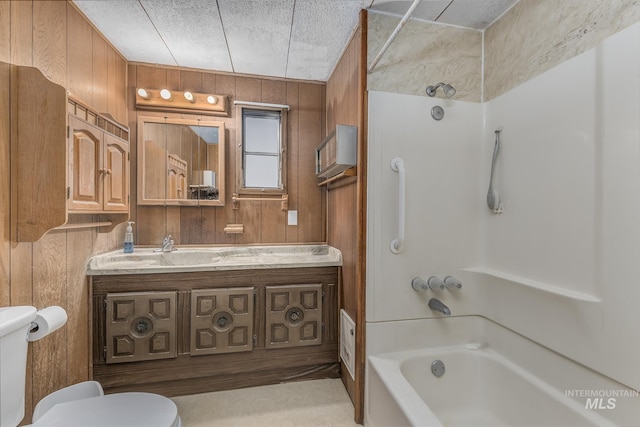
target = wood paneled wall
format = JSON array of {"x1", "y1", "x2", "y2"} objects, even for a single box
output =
[
  {"x1": 129, "y1": 65, "x2": 326, "y2": 246},
  {"x1": 325, "y1": 10, "x2": 367, "y2": 425},
  {"x1": 0, "y1": 2, "x2": 127, "y2": 424}
]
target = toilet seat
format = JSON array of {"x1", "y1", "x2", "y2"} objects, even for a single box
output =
[{"x1": 29, "y1": 392, "x2": 181, "y2": 427}]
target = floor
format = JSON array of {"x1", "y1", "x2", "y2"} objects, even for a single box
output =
[{"x1": 171, "y1": 378, "x2": 361, "y2": 427}]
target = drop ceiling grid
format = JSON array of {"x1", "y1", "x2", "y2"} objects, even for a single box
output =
[
  {"x1": 286, "y1": 0, "x2": 362, "y2": 81},
  {"x1": 368, "y1": 0, "x2": 520, "y2": 30},
  {"x1": 367, "y1": 0, "x2": 452, "y2": 22},
  {"x1": 437, "y1": 0, "x2": 520, "y2": 29},
  {"x1": 72, "y1": 0, "x2": 522, "y2": 82},
  {"x1": 139, "y1": 0, "x2": 232, "y2": 72},
  {"x1": 73, "y1": 0, "x2": 177, "y2": 66},
  {"x1": 218, "y1": 0, "x2": 294, "y2": 78}
]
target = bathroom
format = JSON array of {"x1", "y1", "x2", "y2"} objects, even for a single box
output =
[{"x1": 2, "y1": 0, "x2": 640, "y2": 426}]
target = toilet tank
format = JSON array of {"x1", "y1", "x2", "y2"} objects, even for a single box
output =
[{"x1": 0, "y1": 306, "x2": 37, "y2": 427}]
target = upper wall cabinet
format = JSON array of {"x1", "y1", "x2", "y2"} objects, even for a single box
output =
[
  {"x1": 10, "y1": 63, "x2": 130, "y2": 242},
  {"x1": 138, "y1": 116, "x2": 226, "y2": 206},
  {"x1": 68, "y1": 113, "x2": 129, "y2": 212}
]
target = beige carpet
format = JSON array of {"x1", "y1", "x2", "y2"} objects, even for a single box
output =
[{"x1": 171, "y1": 378, "x2": 361, "y2": 427}]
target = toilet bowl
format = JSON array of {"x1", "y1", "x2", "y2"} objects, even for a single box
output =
[
  {"x1": 28, "y1": 390, "x2": 181, "y2": 427},
  {"x1": 0, "y1": 305, "x2": 182, "y2": 427}
]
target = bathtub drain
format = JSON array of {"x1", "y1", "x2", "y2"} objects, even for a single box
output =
[{"x1": 431, "y1": 360, "x2": 445, "y2": 377}]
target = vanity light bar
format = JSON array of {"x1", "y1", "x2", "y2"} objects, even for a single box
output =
[{"x1": 135, "y1": 88, "x2": 229, "y2": 117}]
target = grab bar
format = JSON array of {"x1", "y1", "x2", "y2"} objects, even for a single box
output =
[
  {"x1": 390, "y1": 157, "x2": 405, "y2": 254},
  {"x1": 487, "y1": 129, "x2": 504, "y2": 214}
]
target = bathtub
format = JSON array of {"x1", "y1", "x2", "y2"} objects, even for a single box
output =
[{"x1": 366, "y1": 316, "x2": 638, "y2": 427}]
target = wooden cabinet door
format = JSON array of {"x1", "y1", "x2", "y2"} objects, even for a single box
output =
[
  {"x1": 103, "y1": 133, "x2": 129, "y2": 211},
  {"x1": 190, "y1": 288, "x2": 255, "y2": 356},
  {"x1": 105, "y1": 291, "x2": 177, "y2": 364},
  {"x1": 68, "y1": 116, "x2": 102, "y2": 211},
  {"x1": 265, "y1": 284, "x2": 323, "y2": 349}
]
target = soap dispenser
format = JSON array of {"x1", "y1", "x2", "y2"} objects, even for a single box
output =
[{"x1": 123, "y1": 221, "x2": 135, "y2": 253}]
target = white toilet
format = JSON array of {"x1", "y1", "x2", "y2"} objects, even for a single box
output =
[{"x1": 0, "y1": 306, "x2": 182, "y2": 427}]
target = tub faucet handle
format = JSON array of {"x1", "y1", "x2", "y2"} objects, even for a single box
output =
[
  {"x1": 411, "y1": 277, "x2": 430, "y2": 291},
  {"x1": 412, "y1": 276, "x2": 444, "y2": 291},
  {"x1": 444, "y1": 276, "x2": 462, "y2": 290},
  {"x1": 427, "y1": 276, "x2": 445, "y2": 290}
]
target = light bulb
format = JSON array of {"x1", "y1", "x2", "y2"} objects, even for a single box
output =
[
  {"x1": 206, "y1": 95, "x2": 217, "y2": 105},
  {"x1": 137, "y1": 88, "x2": 150, "y2": 100},
  {"x1": 160, "y1": 89, "x2": 172, "y2": 100},
  {"x1": 183, "y1": 91, "x2": 195, "y2": 103}
]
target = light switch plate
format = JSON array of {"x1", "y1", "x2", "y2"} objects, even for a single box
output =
[{"x1": 287, "y1": 210, "x2": 298, "y2": 226}]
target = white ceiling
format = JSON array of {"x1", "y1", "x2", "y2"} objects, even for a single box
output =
[{"x1": 73, "y1": 0, "x2": 519, "y2": 82}]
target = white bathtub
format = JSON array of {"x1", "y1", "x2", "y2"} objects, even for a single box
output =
[{"x1": 366, "y1": 316, "x2": 639, "y2": 427}]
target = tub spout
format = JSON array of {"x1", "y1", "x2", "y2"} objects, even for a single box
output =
[{"x1": 428, "y1": 298, "x2": 451, "y2": 316}]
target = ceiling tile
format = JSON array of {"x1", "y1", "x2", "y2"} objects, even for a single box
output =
[
  {"x1": 367, "y1": 0, "x2": 451, "y2": 22},
  {"x1": 436, "y1": 0, "x2": 519, "y2": 29},
  {"x1": 74, "y1": 0, "x2": 520, "y2": 83},
  {"x1": 73, "y1": 0, "x2": 177, "y2": 65},
  {"x1": 218, "y1": 0, "x2": 294, "y2": 77},
  {"x1": 287, "y1": 0, "x2": 362, "y2": 81},
  {"x1": 140, "y1": 0, "x2": 232, "y2": 72}
]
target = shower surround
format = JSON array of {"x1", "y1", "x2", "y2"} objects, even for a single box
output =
[{"x1": 365, "y1": 1, "x2": 640, "y2": 424}]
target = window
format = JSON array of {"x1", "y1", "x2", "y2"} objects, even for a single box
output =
[{"x1": 238, "y1": 107, "x2": 287, "y2": 193}]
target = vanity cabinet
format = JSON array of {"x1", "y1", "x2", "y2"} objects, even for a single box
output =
[
  {"x1": 89, "y1": 267, "x2": 339, "y2": 396},
  {"x1": 68, "y1": 115, "x2": 129, "y2": 213},
  {"x1": 10, "y1": 63, "x2": 130, "y2": 242}
]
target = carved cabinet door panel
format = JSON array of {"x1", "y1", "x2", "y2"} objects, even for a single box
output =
[
  {"x1": 103, "y1": 133, "x2": 129, "y2": 211},
  {"x1": 265, "y1": 284, "x2": 323, "y2": 349},
  {"x1": 68, "y1": 116, "x2": 102, "y2": 211},
  {"x1": 105, "y1": 291, "x2": 177, "y2": 364},
  {"x1": 190, "y1": 287, "x2": 255, "y2": 356}
]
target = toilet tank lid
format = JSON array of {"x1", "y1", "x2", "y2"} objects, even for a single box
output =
[{"x1": 0, "y1": 306, "x2": 37, "y2": 338}]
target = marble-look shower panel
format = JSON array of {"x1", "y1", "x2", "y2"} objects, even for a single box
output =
[
  {"x1": 367, "y1": 13, "x2": 482, "y2": 102},
  {"x1": 484, "y1": 0, "x2": 640, "y2": 101}
]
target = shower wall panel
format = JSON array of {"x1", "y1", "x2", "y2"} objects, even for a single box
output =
[
  {"x1": 366, "y1": 91, "x2": 482, "y2": 322},
  {"x1": 481, "y1": 21, "x2": 640, "y2": 391},
  {"x1": 367, "y1": 13, "x2": 482, "y2": 102},
  {"x1": 366, "y1": 18, "x2": 640, "y2": 393},
  {"x1": 484, "y1": 0, "x2": 640, "y2": 101}
]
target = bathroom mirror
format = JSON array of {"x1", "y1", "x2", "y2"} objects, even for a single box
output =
[{"x1": 138, "y1": 116, "x2": 225, "y2": 206}]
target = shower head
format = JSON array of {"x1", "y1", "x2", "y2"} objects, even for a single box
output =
[{"x1": 426, "y1": 83, "x2": 456, "y2": 98}]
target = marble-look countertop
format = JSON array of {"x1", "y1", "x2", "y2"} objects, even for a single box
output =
[{"x1": 86, "y1": 244, "x2": 342, "y2": 275}]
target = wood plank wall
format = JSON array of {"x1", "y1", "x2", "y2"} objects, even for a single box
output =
[
  {"x1": 129, "y1": 65, "x2": 326, "y2": 246},
  {"x1": 0, "y1": 2, "x2": 127, "y2": 424},
  {"x1": 325, "y1": 10, "x2": 367, "y2": 425}
]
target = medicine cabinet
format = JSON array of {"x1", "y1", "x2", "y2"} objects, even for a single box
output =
[{"x1": 138, "y1": 116, "x2": 225, "y2": 206}]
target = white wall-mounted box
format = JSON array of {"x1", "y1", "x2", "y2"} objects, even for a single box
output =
[
  {"x1": 315, "y1": 124, "x2": 357, "y2": 179},
  {"x1": 340, "y1": 309, "x2": 356, "y2": 380}
]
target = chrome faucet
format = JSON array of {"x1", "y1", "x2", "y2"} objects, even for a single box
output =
[
  {"x1": 428, "y1": 298, "x2": 451, "y2": 316},
  {"x1": 156, "y1": 234, "x2": 176, "y2": 252}
]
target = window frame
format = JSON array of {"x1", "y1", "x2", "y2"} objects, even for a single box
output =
[{"x1": 236, "y1": 105, "x2": 288, "y2": 195}]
